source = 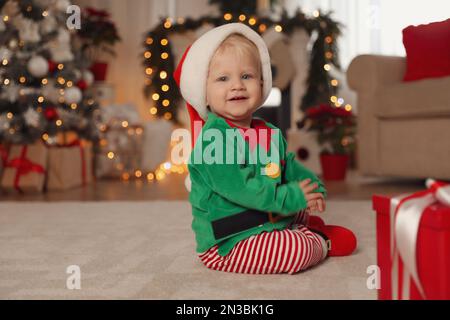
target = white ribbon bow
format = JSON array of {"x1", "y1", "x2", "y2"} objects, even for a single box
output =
[{"x1": 390, "y1": 178, "x2": 450, "y2": 300}]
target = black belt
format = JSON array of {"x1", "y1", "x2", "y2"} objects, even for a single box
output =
[{"x1": 211, "y1": 209, "x2": 288, "y2": 240}]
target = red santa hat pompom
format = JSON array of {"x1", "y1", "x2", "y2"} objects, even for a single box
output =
[{"x1": 173, "y1": 23, "x2": 272, "y2": 137}]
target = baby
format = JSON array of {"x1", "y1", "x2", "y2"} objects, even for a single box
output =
[
  {"x1": 174, "y1": 23, "x2": 356, "y2": 274},
  {"x1": 205, "y1": 33, "x2": 325, "y2": 215}
]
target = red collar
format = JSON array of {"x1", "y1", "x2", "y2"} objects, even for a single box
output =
[{"x1": 224, "y1": 117, "x2": 272, "y2": 152}]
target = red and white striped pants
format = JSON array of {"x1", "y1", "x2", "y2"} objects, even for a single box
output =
[{"x1": 198, "y1": 210, "x2": 326, "y2": 274}]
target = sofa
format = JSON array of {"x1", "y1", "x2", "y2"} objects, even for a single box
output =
[{"x1": 347, "y1": 54, "x2": 450, "y2": 180}]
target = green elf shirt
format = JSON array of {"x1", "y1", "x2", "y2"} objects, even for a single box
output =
[{"x1": 188, "y1": 111, "x2": 326, "y2": 256}]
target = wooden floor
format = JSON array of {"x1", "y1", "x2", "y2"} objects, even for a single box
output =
[{"x1": 0, "y1": 170, "x2": 426, "y2": 202}]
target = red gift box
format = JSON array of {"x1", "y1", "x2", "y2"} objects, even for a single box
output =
[{"x1": 373, "y1": 180, "x2": 450, "y2": 300}]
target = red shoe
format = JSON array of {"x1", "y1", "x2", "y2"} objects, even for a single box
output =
[
  {"x1": 310, "y1": 225, "x2": 357, "y2": 257},
  {"x1": 308, "y1": 215, "x2": 325, "y2": 229}
]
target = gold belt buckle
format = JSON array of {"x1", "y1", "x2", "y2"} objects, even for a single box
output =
[{"x1": 268, "y1": 212, "x2": 283, "y2": 223}]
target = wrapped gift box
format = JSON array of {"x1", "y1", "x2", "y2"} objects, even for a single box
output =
[
  {"x1": 373, "y1": 190, "x2": 450, "y2": 300},
  {"x1": 1, "y1": 141, "x2": 47, "y2": 193},
  {"x1": 46, "y1": 140, "x2": 93, "y2": 191}
]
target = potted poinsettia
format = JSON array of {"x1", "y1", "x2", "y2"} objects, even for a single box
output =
[
  {"x1": 77, "y1": 7, "x2": 121, "y2": 81},
  {"x1": 298, "y1": 103, "x2": 356, "y2": 181}
]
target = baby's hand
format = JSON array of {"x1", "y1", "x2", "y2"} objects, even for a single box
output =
[
  {"x1": 298, "y1": 178, "x2": 322, "y2": 204},
  {"x1": 309, "y1": 196, "x2": 326, "y2": 213},
  {"x1": 299, "y1": 179, "x2": 325, "y2": 213}
]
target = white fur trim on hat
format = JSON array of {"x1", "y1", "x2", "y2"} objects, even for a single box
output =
[{"x1": 179, "y1": 23, "x2": 272, "y2": 121}]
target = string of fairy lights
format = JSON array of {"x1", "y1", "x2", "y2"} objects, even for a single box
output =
[{"x1": 312, "y1": 9, "x2": 354, "y2": 151}]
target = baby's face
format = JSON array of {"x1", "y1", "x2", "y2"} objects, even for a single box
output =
[{"x1": 206, "y1": 47, "x2": 263, "y2": 123}]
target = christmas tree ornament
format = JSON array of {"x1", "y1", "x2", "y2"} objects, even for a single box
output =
[
  {"x1": 24, "y1": 107, "x2": 40, "y2": 127},
  {"x1": 44, "y1": 107, "x2": 58, "y2": 121},
  {"x1": 47, "y1": 59, "x2": 57, "y2": 73},
  {"x1": 27, "y1": 55, "x2": 49, "y2": 77},
  {"x1": 82, "y1": 70, "x2": 94, "y2": 86},
  {"x1": 64, "y1": 87, "x2": 82, "y2": 104},
  {"x1": 76, "y1": 79, "x2": 88, "y2": 91}
]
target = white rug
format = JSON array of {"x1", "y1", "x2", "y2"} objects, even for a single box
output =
[{"x1": 0, "y1": 201, "x2": 377, "y2": 299}]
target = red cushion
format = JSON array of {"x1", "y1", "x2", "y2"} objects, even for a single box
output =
[{"x1": 402, "y1": 19, "x2": 450, "y2": 82}]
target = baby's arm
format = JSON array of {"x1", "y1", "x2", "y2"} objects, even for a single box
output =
[
  {"x1": 192, "y1": 161, "x2": 309, "y2": 216},
  {"x1": 284, "y1": 148, "x2": 327, "y2": 213}
]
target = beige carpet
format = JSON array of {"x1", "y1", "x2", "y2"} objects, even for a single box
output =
[{"x1": 0, "y1": 201, "x2": 377, "y2": 300}]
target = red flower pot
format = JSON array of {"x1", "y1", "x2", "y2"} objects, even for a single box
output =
[
  {"x1": 90, "y1": 62, "x2": 108, "y2": 81},
  {"x1": 320, "y1": 153, "x2": 349, "y2": 181}
]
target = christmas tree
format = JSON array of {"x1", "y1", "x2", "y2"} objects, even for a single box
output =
[
  {"x1": 300, "y1": 12, "x2": 342, "y2": 112},
  {"x1": 0, "y1": 0, "x2": 100, "y2": 145}
]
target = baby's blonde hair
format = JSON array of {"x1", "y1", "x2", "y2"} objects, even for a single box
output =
[{"x1": 212, "y1": 33, "x2": 262, "y2": 75}]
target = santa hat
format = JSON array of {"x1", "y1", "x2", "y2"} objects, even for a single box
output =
[{"x1": 173, "y1": 23, "x2": 272, "y2": 147}]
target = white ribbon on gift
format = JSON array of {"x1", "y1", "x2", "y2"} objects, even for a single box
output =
[
  {"x1": 428, "y1": 179, "x2": 450, "y2": 206},
  {"x1": 389, "y1": 179, "x2": 450, "y2": 300}
]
